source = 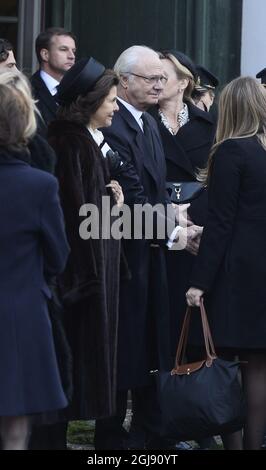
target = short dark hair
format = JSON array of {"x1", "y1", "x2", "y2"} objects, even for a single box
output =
[
  {"x1": 57, "y1": 69, "x2": 119, "y2": 125},
  {"x1": 0, "y1": 38, "x2": 13, "y2": 63},
  {"x1": 35, "y1": 27, "x2": 76, "y2": 65}
]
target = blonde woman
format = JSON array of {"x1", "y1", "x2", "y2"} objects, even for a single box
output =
[
  {"x1": 186, "y1": 77, "x2": 266, "y2": 449},
  {"x1": 151, "y1": 51, "x2": 216, "y2": 355},
  {"x1": 0, "y1": 73, "x2": 69, "y2": 449}
]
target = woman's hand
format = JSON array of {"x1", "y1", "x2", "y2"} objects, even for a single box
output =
[
  {"x1": 186, "y1": 287, "x2": 204, "y2": 306},
  {"x1": 106, "y1": 180, "x2": 124, "y2": 208}
]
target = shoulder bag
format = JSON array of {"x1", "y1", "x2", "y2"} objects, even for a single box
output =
[{"x1": 156, "y1": 299, "x2": 245, "y2": 441}]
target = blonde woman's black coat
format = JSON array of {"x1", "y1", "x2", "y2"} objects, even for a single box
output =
[{"x1": 152, "y1": 102, "x2": 216, "y2": 352}]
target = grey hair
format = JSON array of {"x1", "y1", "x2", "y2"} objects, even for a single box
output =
[{"x1": 114, "y1": 45, "x2": 159, "y2": 74}]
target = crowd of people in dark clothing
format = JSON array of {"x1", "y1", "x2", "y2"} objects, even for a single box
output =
[{"x1": 0, "y1": 29, "x2": 266, "y2": 451}]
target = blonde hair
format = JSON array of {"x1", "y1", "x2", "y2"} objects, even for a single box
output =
[
  {"x1": 159, "y1": 52, "x2": 195, "y2": 102},
  {"x1": 199, "y1": 76, "x2": 266, "y2": 184},
  {"x1": 0, "y1": 71, "x2": 37, "y2": 144}
]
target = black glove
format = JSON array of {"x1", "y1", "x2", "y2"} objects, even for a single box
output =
[{"x1": 106, "y1": 149, "x2": 124, "y2": 176}]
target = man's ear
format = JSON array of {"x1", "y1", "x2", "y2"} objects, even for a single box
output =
[
  {"x1": 119, "y1": 75, "x2": 129, "y2": 89},
  {"x1": 40, "y1": 48, "x2": 49, "y2": 63}
]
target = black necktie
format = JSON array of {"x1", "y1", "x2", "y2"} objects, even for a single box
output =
[
  {"x1": 54, "y1": 85, "x2": 60, "y2": 106},
  {"x1": 142, "y1": 112, "x2": 155, "y2": 160}
]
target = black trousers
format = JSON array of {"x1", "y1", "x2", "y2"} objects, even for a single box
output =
[
  {"x1": 94, "y1": 390, "x2": 128, "y2": 450},
  {"x1": 94, "y1": 383, "x2": 169, "y2": 450}
]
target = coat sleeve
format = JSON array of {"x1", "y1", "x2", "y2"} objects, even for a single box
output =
[
  {"x1": 190, "y1": 139, "x2": 244, "y2": 291},
  {"x1": 103, "y1": 129, "x2": 148, "y2": 206},
  {"x1": 40, "y1": 176, "x2": 70, "y2": 276}
]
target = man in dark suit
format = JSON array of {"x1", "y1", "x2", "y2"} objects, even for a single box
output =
[
  {"x1": 30, "y1": 28, "x2": 76, "y2": 134},
  {"x1": 0, "y1": 39, "x2": 58, "y2": 173},
  {"x1": 94, "y1": 45, "x2": 201, "y2": 450}
]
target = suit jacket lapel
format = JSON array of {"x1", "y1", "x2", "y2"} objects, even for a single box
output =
[
  {"x1": 158, "y1": 120, "x2": 195, "y2": 177},
  {"x1": 176, "y1": 102, "x2": 214, "y2": 152},
  {"x1": 119, "y1": 103, "x2": 161, "y2": 187},
  {"x1": 156, "y1": 102, "x2": 214, "y2": 178},
  {"x1": 31, "y1": 72, "x2": 58, "y2": 116}
]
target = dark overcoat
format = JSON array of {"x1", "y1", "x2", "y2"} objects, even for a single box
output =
[
  {"x1": 152, "y1": 102, "x2": 216, "y2": 351},
  {"x1": 48, "y1": 120, "x2": 120, "y2": 419},
  {"x1": 103, "y1": 102, "x2": 171, "y2": 390},
  {"x1": 190, "y1": 137, "x2": 266, "y2": 349},
  {"x1": 31, "y1": 71, "x2": 58, "y2": 135},
  {"x1": 28, "y1": 133, "x2": 57, "y2": 173},
  {"x1": 27, "y1": 134, "x2": 73, "y2": 405},
  {"x1": 0, "y1": 151, "x2": 69, "y2": 415}
]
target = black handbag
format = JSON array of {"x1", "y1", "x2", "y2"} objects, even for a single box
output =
[
  {"x1": 156, "y1": 299, "x2": 245, "y2": 441},
  {"x1": 166, "y1": 181, "x2": 204, "y2": 204}
]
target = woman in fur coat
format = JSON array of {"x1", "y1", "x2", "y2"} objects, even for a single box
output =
[{"x1": 48, "y1": 58, "x2": 123, "y2": 425}]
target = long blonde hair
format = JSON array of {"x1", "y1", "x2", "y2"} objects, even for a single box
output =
[
  {"x1": 0, "y1": 71, "x2": 37, "y2": 144},
  {"x1": 200, "y1": 76, "x2": 266, "y2": 184}
]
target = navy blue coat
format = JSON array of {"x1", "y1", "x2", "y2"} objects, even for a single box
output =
[
  {"x1": 0, "y1": 151, "x2": 69, "y2": 415},
  {"x1": 190, "y1": 137, "x2": 266, "y2": 348},
  {"x1": 103, "y1": 102, "x2": 171, "y2": 390}
]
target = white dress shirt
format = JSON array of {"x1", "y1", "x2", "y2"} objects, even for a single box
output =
[
  {"x1": 40, "y1": 70, "x2": 60, "y2": 96},
  {"x1": 87, "y1": 127, "x2": 112, "y2": 158},
  {"x1": 117, "y1": 97, "x2": 144, "y2": 131}
]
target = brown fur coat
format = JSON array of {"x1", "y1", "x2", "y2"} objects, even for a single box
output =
[{"x1": 48, "y1": 120, "x2": 120, "y2": 419}]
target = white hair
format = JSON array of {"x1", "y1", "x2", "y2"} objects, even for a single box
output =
[{"x1": 114, "y1": 45, "x2": 159, "y2": 74}]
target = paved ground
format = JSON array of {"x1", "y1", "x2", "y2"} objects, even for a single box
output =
[{"x1": 67, "y1": 408, "x2": 223, "y2": 450}]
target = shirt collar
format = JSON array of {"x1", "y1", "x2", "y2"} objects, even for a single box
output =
[
  {"x1": 40, "y1": 70, "x2": 60, "y2": 96},
  {"x1": 118, "y1": 97, "x2": 144, "y2": 130},
  {"x1": 87, "y1": 127, "x2": 105, "y2": 147}
]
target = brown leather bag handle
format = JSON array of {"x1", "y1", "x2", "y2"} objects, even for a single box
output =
[
  {"x1": 174, "y1": 298, "x2": 217, "y2": 370},
  {"x1": 200, "y1": 298, "x2": 216, "y2": 360}
]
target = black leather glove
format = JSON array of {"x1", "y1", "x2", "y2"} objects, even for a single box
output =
[{"x1": 106, "y1": 149, "x2": 125, "y2": 176}]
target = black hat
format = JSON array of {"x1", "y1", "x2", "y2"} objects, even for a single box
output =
[
  {"x1": 196, "y1": 65, "x2": 219, "y2": 89},
  {"x1": 161, "y1": 50, "x2": 198, "y2": 80},
  {"x1": 256, "y1": 68, "x2": 266, "y2": 86},
  {"x1": 56, "y1": 57, "x2": 105, "y2": 105}
]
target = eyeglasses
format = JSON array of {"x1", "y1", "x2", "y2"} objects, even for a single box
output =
[{"x1": 122, "y1": 72, "x2": 168, "y2": 85}]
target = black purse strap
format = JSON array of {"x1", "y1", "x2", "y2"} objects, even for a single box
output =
[{"x1": 174, "y1": 298, "x2": 217, "y2": 370}]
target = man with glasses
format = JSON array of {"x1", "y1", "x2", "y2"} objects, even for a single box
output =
[
  {"x1": 94, "y1": 45, "x2": 200, "y2": 450},
  {"x1": 0, "y1": 38, "x2": 17, "y2": 70}
]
